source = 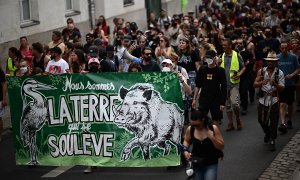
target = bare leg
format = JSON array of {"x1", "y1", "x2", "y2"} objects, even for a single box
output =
[
  {"x1": 280, "y1": 103, "x2": 287, "y2": 125},
  {"x1": 226, "y1": 111, "x2": 235, "y2": 131}
]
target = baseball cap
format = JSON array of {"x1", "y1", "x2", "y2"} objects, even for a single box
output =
[
  {"x1": 161, "y1": 59, "x2": 173, "y2": 65},
  {"x1": 88, "y1": 58, "x2": 100, "y2": 65},
  {"x1": 123, "y1": 35, "x2": 132, "y2": 42},
  {"x1": 88, "y1": 45, "x2": 98, "y2": 58},
  {"x1": 106, "y1": 44, "x2": 114, "y2": 52},
  {"x1": 94, "y1": 38, "x2": 102, "y2": 46},
  {"x1": 205, "y1": 50, "x2": 217, "y2": 59}
]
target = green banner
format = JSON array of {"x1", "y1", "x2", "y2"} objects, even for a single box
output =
[{"x1": 7, "y1": 72, "x2": 184, "y2": 167}]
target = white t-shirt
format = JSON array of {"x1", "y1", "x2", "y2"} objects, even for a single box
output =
[{"x1": 45, "y1": 58, "x2": 69, "y2": 74}]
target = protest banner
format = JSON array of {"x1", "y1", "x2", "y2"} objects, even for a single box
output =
[{"x1": 7, "y1": 72, "x2": 184, "y2": 167}]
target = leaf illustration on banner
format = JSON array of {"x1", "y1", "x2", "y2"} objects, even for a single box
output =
[
  {"x1": 114, "y1": 132, "x2": 133, "y2": 158},
  {"x1": 49, "y1": 75, "x2": 65, "y2": 86},
  {"x1": 142, "y1": 72, "x2": 177, "y2": 92},
  {"x1": 7, "y1": 77, "x2": 22, "y2": 89}
]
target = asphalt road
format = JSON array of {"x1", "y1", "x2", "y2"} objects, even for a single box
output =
[{"x1": 1, "y1": 102, "x2": 300, "y2": 180}]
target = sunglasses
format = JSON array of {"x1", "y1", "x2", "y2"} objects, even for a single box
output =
[{"x1": 144, "y1": 53, "x2": 152, "y2": 56}]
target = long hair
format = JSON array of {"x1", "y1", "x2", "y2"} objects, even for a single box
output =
[
  {"x1": 96, "y1": 15, "x2": 107, "y2": 26},
  {"x1": 71, "y1": 49, "x2": 86, "y2": 73},
  {"x1": 178, "y1": 37, "x2": 192, "y2": 56},
  {"x1": 190, "y1": 108, "x2": 212, "y2": 128}
]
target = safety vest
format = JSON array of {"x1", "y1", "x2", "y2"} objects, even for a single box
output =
[
  {"x1": 221, "y1": 51, "x2": 240, "y2": 84},
  {"x1": 7, "y1": 57, "x2": 17, "y2": 76}
]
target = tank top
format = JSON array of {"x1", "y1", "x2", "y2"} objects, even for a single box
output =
[
  {"x1": 191, "y1": 126, "x2": 220, "y2": 166},
  {"x1": 33, "y1": 54, "x2": 46, "y2": 71}
]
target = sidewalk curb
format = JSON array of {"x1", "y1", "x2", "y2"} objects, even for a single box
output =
[{"x1": 258, "y1": 128, "x2": 300, "y2": 180}]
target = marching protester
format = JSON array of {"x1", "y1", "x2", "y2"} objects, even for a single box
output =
[
  {"x1": 192, "y1": 50, "x2": 227, "y2": 129},
  {"x1": 6, "y1": 47, "x2": 21, "y2": 76},
  {"x1": 183, "y1": 108, "x2": 224, "y2": 180},
  {"x1": 0, "y1": 67, "x2": 7, "y2": 142},
  {"x1": 277, "y1": 42, "x2": 300, "y2": 132},
  {"x1": 14, "y1": 58, "x2": 31, "y2": 76},
  {"x1": 220, "y1": 38, "x2": 245, "y2": 131},
  {"x1": 254, "y1": 51, "x2": 285, "y2": 151},
  {"x1": 19, "y1": 36, "x2": 33, "y2": 69},
  {"x1": 45, "y1": 47, "x2": 69, "y2": 75},
  {"x1": 32, "y1": 42, "x2": 50, "y2": 72}
]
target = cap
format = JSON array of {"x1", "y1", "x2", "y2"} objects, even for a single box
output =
[
  {"x1": 252, "y1": 22, "x2": 261, "y2": 28},
  {"x1": 50, "y1": 46, "x2": 62, "y2": 55},
  {"x1": 226, "y1": 24, "x2": 234, "y2": 30},
  {"x1": 205, "y1": 50, "x2": 217, "y2": 59},
  {"x1": 123, "y1": 35, "x2": 132, "y2": 41},
  {"x1": 88, "y1": 45, "x2": 98, "y2": 58},
  {"x1": 161, "y1": 59, "x2": 173, "y2": 65},
  {"x1": 99, "y1": 47, "x2": 107, "y2": 59},
  {"x1": 106, "y1": 44, "x2": 114, "y2": 52},
  {"x1": 88, "y1": 57, "x2": 100, "y2": 65},
  {"x1": 94, "y1": 38, "x2": 102, "y2": 46}
]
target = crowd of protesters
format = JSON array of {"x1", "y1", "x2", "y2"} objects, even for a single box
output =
[{"x1": 2, "y1": 0, "x2": 300, "y2": 179}]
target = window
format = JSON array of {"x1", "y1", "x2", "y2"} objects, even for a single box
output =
[
  {"x1": 21, "y1": 0, "x2": 31, "y2": 21},
  {"x1": 66, "y1": 0, "x2": 73, "y2": 11},
  {"x1": 65, "y1": 0, "x2": 80, "y2": 17},
  {"x1": 20, "y1": 0, "x2": 40, "y2": 28},
  {"x1": 124, "y1": 0, "x2": 134, "y2": 7}
]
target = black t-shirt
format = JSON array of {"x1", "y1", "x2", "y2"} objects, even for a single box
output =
[
  {"x1": 177, "y1": 48, "x2": 200, "y2": 72},
  {"x1": 33, "y1": 54, "x2": 46, "y2": 72},
  {"x1": 239, "y1": 49, "x2": 254, "y2": 78},
  {"x1": 140, "y1": 60, "x2": 161, "y2": 72},
  {"x1": 0, "y1": 69, "x2": 6, "y2": 101},
  {"x1": 100, "y1": 59, "x2": 118, "y2": 72},
  {"x1": 195, "y1": 66, "x2": 227, "y2": 105}
]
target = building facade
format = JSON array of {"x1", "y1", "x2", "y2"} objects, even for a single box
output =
[{"x1": 0, "y1": 0, "x2": 199, "y2": 69}]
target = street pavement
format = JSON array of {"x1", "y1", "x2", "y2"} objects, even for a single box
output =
[{"x1": 1, "y1": 102, "x2": 300, "y2": 180}]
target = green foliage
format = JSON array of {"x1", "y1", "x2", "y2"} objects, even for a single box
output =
[
  {"x1": 7, "y1": 77, "x2": 22, "y2": 89},
  {"x1": 141, "y1": 72, "x2": 178, "y2": 93},
  {"x1": 114, "y1": 132, "x2": 133, "y2": 158},
  {"x1": 15, "y1": 135, "x2": 30, "y2": 159},
  {"x1": 49, "y1": 75, "x2": 65, "y2": 86}
]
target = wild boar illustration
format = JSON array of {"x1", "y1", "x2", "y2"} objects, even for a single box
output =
[{"x1": 113, "y1": 83, "x2": 184, "y2": 161}]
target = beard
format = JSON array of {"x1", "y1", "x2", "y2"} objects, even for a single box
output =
[{"x1": 144, "y1": 56, "x2": 151, "y2": 62}]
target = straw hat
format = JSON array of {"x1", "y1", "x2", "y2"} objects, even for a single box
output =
[{"x1": 264, "y1": 51, "x2": 278, "y2": 61}]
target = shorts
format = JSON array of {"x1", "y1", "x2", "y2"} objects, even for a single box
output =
[
  {"x1": 0, "y1": 101, "x2": 5, "y2": 118},
  {"x1": 198, "y1": 98, "x2": 223, "y2": 121},
  {"x1": 279, "y1": 86, "x2": 296, "y2": 105}
]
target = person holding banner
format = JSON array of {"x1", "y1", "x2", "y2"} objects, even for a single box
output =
[
  {"x1": 183, "y1": 108, "x2": 224, "y2": 180},
  {"x1": 0, "y1": 67, "x2": 7, "y2": 142},
  {"x1": 45, "y1": 47, "x2": 70, "y2": 75}
]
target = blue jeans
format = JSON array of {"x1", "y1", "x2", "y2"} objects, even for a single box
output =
[{"x1": 193, "y1": 163, "x2": 218, "y2": 180}]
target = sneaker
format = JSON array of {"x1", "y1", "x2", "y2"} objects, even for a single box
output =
[
  {"x1": 269, "y1": 140, "x2": 276, "y2": 151},
  {"x1": 83, "y1": 166, "x2": 96, "y2": 174},
  {"x1": 264, "y1": 134, "x2": 270, "y2": 143},
  {"x1": 286, "y1": 121, "x2": 293, "y2": 129},
  {"x1": 278, "y1": 124, "x2": 287, "y2": 134}
]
